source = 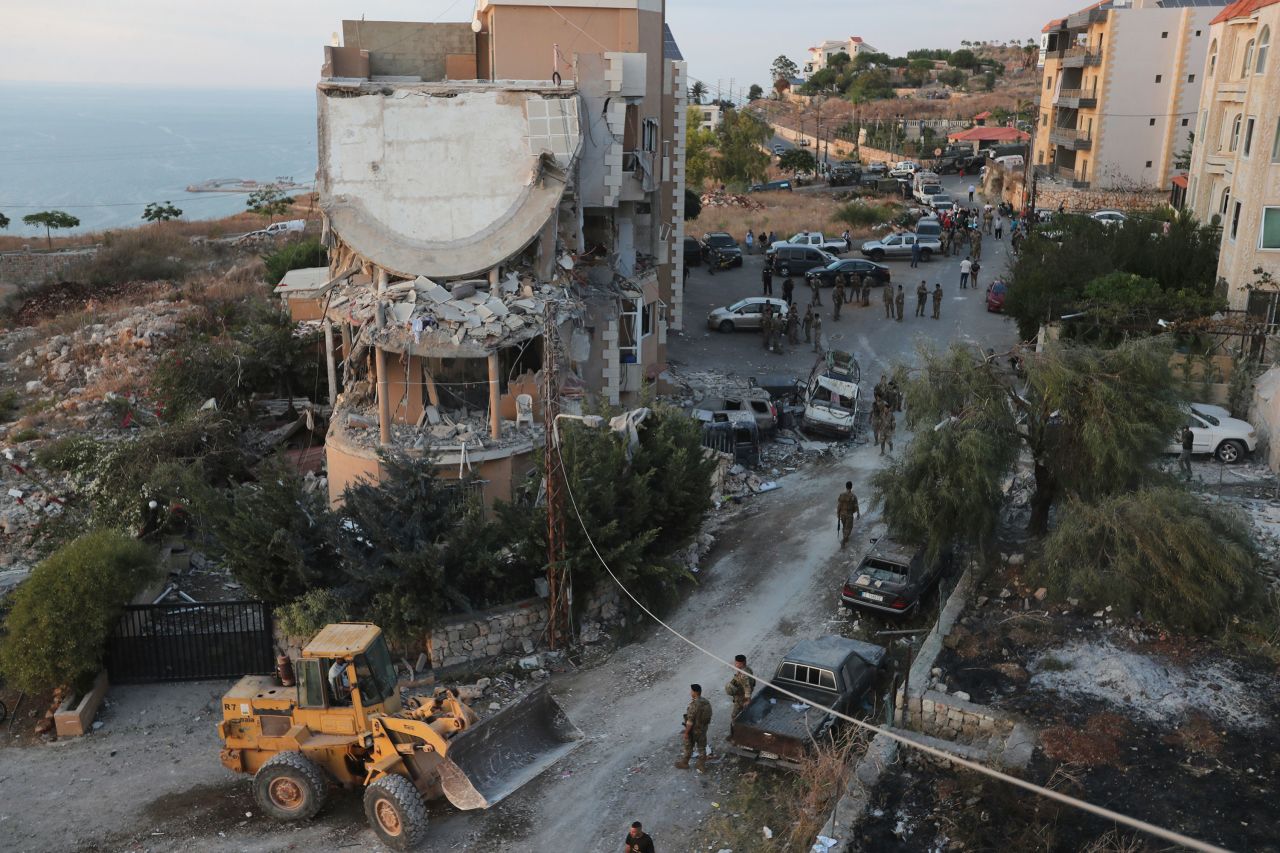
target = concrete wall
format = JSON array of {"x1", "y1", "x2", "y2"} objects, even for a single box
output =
[
  {"x1": 0, "y1": 248, "x2": 97, "y2": 290},
  {"x1": 896, "y1": 687, "x2": 1016, "y2": 742},
  {"x1": 340, "y1": 21, "x2": 475, "y2": 80},
  {"x1": 482, "y1": 6, "x2": 638, "y2": 79}
]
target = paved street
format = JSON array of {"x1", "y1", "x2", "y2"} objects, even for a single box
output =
[{"x1": 675, "y1": 174, "x2": 1018, "y2": 385}]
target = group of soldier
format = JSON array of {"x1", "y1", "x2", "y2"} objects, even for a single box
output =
[
  {"x1": 674, "y1": 654, "x2": 756, "y2": 773},
  {"x1": 871, "y1": 374, "x2": 902, "y2": 456}
]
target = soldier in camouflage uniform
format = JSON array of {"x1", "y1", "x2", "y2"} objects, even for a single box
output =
[
  {"x1": 837, "y1": 481, "x2": 861, "y2": 547},
  {"x1": 724, "y1": 654, "x2": 756, "y2": 720},
  {"x1": 676, "y1": 684, "x2": 713, "y2": 772}
]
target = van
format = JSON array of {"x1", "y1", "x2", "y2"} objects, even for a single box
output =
[
  {"x1": 265, "y1": 219, "x2": 305, "y2": 236},
  {"x1": 914, "y1": 217, "x2": 943, "y2": 239},
  {"x1": 994, "y1": 155, "x2": 1024, "y2": 170},
  {"x1": 772, "y1": 245, "x2": 836, "y2": 277}
]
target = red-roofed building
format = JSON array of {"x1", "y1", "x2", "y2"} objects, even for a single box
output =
[
  {"x1": 973, "y1": 110, "x2": 992, "y2": 125},
  {"x1": 1034, "y1": 0, "x2": 1228, "y2": 193},
  {"x1": 1185, "y1": 0, "x2": 1280, "y2": 311}
]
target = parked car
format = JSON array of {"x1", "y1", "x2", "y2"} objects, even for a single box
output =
[
  {"x1": 707, "y1": 297, "x2": 790, "y2": 333},
  {"x1": 773, "y1": 144, "x2": 785, "y2": 155},
  {"x1": 986, "y1": 280, "x2": 1008, "y2": 312},
  {"x1": 766, "y1": 231, "x2": 850, "y2": 258},
  {"x1": 859, "y1": 232, "x2": 941, "y2": 261},
  {"x1": 748, "y1": 179, "x2": 793, "y2": 193},
  {"x1": 930, "y1": 194, "x2": 956, "y2": 213},
  {"x1": 692, "y1": 389, "x2": 778, "y2": 437},
  {"x1": 772, "y1": 245, "x2": 837, "y2": 277},
  {"x1": 802, "y1": 350, "x2": 860, "y2": 437},
  {"x1": 828, "y1": 164, "x2": 861, "y2": 187},
  {"x1": 700, "y1": 232, "x2": 743, "y2": 266},
  {"x1": 696, "y1": 413, "x2": 762, "y2": 467},
  {"x1": 841, "y1": 537, "x2": 954, "y2": 616},
  {"x1": 683, "y1": 237, "x2": 702, "y2": 267},
  {"x1": 1091, "y1": 210, "x2": 1127, "y2": 228},
  {"x1": 238, "y1": 219, "x2": 306, "y2": 241},
  {"x1": 863, "y1": 162, "x2": 888, "y2": 175},
  {"x1": 805, "y1": 258, "x2": 891, "y2": 288},
  {"x1": 889, "y1": 161, "x2": 919, "y2": 178},
  {"x1": 1166, "y1": 404, "x2": 1258, "y2": 463},
  {"x1": 726, "y1": 636, "x2": 888, "y2": 768},
  {"x1": 914, "y1": 217, "x2": 943, "y2": 240}
]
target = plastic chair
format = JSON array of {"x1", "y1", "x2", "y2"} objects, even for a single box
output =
[{"x1": 515, "y1": 394, "x2": 535, "y2": 429}]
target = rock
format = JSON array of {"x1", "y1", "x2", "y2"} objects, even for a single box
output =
[
  {"x1": 930, "y1": 667, "x2": 942, "y2": 678},
  {"x1": 998, "y1": 588, "x2": 1012, "y2": 599},
  {"x1": 1007, "y1": 553, "x2": 1025, "y2": 567},
  {"x1": 1067, "y1": 597, "x2": 1079, "y2": 607},
  {"x1": 953, "y1": 691, "x2": 971, "y2": 702},
  {"x1": 489, "y1": 702, "x2": 501, "y2": 710},
  {"x1": 518, "y1": 654, "x2": 541, "y2": 670},
  {"x1": 976, "y1": 596, "x2": 989, "y2": 607},
  {"x1": 993, "y1": 663, "x2": 1029, "y2": 683},
  {"x1": 1033, "y1": 587, "x2": 1047, "y2": 601},
  {"x1": 532, "y1": 669, "x2": 549, "y2": 680}
]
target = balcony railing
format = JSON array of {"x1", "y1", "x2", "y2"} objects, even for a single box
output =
[
  {"x1": 1048, "y1": 126, "x2": 1093, "y2": 150},
  {"x1": 1055, "y1": 87, "x2": 1098, "y2": 108},
  {"x1": 1059, "y1": 47, "x2": 1103, "y2": 68},
  {"x1": 1034, "y1": 164, "x2": 1090, "y2": 188}
]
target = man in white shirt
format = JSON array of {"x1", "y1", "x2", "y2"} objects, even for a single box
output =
[{"x1": 960, "y1": 257, "x2": 972, "y2": 289}]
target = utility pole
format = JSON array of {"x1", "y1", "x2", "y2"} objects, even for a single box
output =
[{"x1": 542, "y1": 302, "x2": 570, "y2": 650}]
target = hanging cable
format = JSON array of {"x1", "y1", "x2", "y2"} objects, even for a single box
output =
[{"x1": 551, "y1": 439, "x2": 1230, "y2": 853}]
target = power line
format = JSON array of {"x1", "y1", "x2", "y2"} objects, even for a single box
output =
[{"x1": 551, "y1": 439, "x2": 1231, "y2": 853}]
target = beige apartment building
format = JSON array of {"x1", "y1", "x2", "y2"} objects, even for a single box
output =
[
  {"x1": 1185, "y1": 0, "x2": 1280, "y2": 312},
  {"x1": 802, "y1": 37, "x2": 878, "y2": 79},
  {"x1": 309, "y1": 0, "x2": 688, "y2": 507},
  {"x1": 1034, "y1": 0, "x2": 1226, "y2": 200}
]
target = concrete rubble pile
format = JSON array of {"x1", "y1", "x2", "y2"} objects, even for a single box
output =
[{"x1": 699, "y1": 190, "x2": 765, "y2": 211}]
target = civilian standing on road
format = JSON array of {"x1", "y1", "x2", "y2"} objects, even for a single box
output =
[
  {"x1": 745, "y1": 230, "x2": 755, "y2": 254},
  {"x1": 932, "y1": 283, "x2": 943, "y2": 319},
  {"x1": 624, "y1": 822, "x2": 656, "y2": 853},
  {"x1": 994, "y1": 215, "x2": 1003, "y2": 240},
  {"x1": 1180, "y1": 425, "x2": 1194, "y2": 480},
  {"x1": 910, "y1": 239, "x2": 922, "y2": 269},
  {"x1": 915, "y1": 280, "x2": 927, "y2": 317},
  {"x1": 894, "y1": 285, "x2": 905, "y2": 322},
  {"x1": 767, "y1": 230, "x2": 777, "y2": 247},
  {"x1": 675, "y1": 684, "x2": 712, "y2": 771},
  {"x1": 761, "y1": 265, "x2": 773, "y2": 296},
  {"x1": 968, "y1": 183, "x2": 975, "y2": 202},
  {"x1": 960, "y1": 257, "x2": 971, "y2": 289}
]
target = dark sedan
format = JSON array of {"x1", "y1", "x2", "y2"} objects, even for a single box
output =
[
  {"x1": 805, "y1": 258, "x2": 891, "y2": 288},
  {"x1": 841, "y1": 538, "x2": 952, "y2": 616},
  {"x1": 700, "y1": 232, "x2": 744, "y2": 266}
]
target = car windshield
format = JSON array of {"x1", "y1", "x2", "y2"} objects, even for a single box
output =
[
  {"x1": 934, "y1": 195, "x2": 953, "y2": 203},
  {"x1": 706, "y1": 234, "x2": 736, "y2": 247},
  {"x1": 858, "y1": 557, "x2": 911, "y2": 582},
  {"x1": 1190, "y1": 407, "x2": 1220, "y2": 426}
]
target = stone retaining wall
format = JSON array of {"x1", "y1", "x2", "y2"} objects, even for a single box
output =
[
  {"x1": 896, "y1": 686, "x2": 1015, "y2": 741},
  {"x1": 427, "y1": 584, "x2": 622, "y2": 669},
  {"x1": 0, "y1": 248, "x2": 98, "y2": 289}
]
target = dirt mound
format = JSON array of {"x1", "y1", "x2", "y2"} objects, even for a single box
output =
[{"x1": 10, "y1": 279, "x2": 169, "y2": 326}]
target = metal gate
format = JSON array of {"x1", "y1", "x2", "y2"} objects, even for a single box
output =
[{"x1": 106, "y1": 601, "x2": 274, "y2": 683}]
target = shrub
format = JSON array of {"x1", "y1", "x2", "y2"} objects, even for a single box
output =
[
  {"x1": 34, "y1": 435, "x2": 103, "y2": 472},
  {"x1": 0, "y1": 389, "x2": 18, "y2": 421},
  {"x1": 262, "y1": 237, "x2": 327, "y2": 285},
  {"x1": 0, "y1": 530, "x2": 156, "y2": 694},
  {"x1": 84, "y1": 229, "x2": 191, "y2": 286},
  {"x1": 1032, "y1": 487, "x2": 1264, "y2": 635},
  {"x1": 8, "y1": 427, "x2": 41, "y2": 443},
  {"x1": 834, "y1": 201, "x2": 898, "y2": 229},
  {"x1": 276, "y1": 589, "x2": 351, "y2": 642}
]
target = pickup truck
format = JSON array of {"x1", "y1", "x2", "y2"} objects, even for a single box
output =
[
  {"x1": 766, "y1": 231, "x2": 850, "y2": 259},
  {"x1": 726, "y1": 635, "x2": 888, "y2": 768},
  {"x1": 236, "y1": 219, "x2": 306, "y2": 242},
  {"x1": 858, "y1": 232, "x2": 942, "y2": 262}
]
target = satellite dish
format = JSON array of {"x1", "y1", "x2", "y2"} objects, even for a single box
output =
[{"x1": 471, "y1": 19, "x2": 483, "y2": 33}]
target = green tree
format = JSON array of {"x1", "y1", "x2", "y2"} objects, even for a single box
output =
[
  {"x1": 876, "y1": 338, "x2": 1182, "y2": 542},
  {"x1": 201, "y1": 458, "x2": 339, "y2": 603},
  {"x1": 684, "y1": 187, "x2": 702, "y2": 221},
  {"x1": 0, "y1": 212, "x2": 9, "y2": 229},
  {"x1": 685, "y1": 107, "x2": 719, "y2": 188},
  {"x1": 1033, "y1": 488, "x2": 1263, "y2": 635},
  {"x1": 846, "y1": 69, "x2": 896, "y2": 102},
  {"x1": 748, "y1": 84, "x2": 764, "y2": 101},
  {"x1": 711, "y1": 109, "x2": 772, "y2": 187},
  {"x1": 689, "y1": 80, "x2": 707, "y2": 104},
  {"x1": 0, "y1": 531, "x2": 157, "y2": 694},
  {"x1": 938, "y1": 68, "x2": 966, "y2": 87},
  {"x1": 142, "y1": 201, "x2": 183, "y2": 222},
  {"x1": 770, "y1": 55, "x2": 800, "y2": 84},
  {"x1": 246, "y1": 186, "x2": 294, "y2": 222},
  {"x1": 904, "y1": 59, "x2": 933, "y2": 88},
  {"x1": 22, "y1": 210, "x2": 80, "y2": 249},
  {"x1": 982, "y1": 71, "x2": 997, "y2": 91},
  {"x1": 778, "y1": 148, "x2": 817, "y2": 173},
  {"x1": 827, "y1": 51, "x2": 851, "y2": 70},
  {"x1": 950, "y1": 49, "x2": 978, "y2": 70},
  {"x1": 263, "y1": 236, "x2": 327, "y2": 284}
]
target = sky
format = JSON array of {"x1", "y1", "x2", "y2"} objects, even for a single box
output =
[{"x1": 2, "y1": 0, "x2": 1067, "y2": 94}]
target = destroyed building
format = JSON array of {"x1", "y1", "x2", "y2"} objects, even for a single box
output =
[{"x1": 310, "y1": 1, "x2": 689, "y2": 507}]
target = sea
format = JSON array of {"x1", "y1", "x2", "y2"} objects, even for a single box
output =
[{"x1": 0, "y1": 82, "x2": 318, "y2": 237}]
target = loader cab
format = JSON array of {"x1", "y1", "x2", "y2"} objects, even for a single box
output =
[{"x1": 296, "y1": 623, "x2": 402, "y2": 727}]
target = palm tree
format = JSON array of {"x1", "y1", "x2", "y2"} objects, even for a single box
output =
[{"x1": 689, "y1": 80, "x2": 706, "y2": 104}]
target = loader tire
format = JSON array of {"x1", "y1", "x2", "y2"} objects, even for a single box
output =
[
  {"x1": 253, "y1": 751, "x2": 328, "y2": 821},
  {"x1": 364, "y1": 774, "x2": 429, "y2": 850}
]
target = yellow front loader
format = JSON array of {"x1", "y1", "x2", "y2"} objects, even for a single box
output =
[{"x1": 217, "y1": 623, "x2": 580, "y2": 849}]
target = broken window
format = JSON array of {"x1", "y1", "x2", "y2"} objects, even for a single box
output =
[
  {"x1": 641, "y1": 302, "x2": 654, "y2": 338},
  {"x1": 619, "y1": 297, "x2": 640, "y2": 364},
  {"x1": 643, "y1": 118, "x2": 659, "y2": 152}
]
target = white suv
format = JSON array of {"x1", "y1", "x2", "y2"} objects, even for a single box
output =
[
  {"x1": 889, "y1": 161, "x2": 919, "y2": 178},
  {"x1": 1167, "y1": 404, "x2": 1257, "y2": 463}
]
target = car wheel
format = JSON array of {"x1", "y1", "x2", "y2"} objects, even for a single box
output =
[
  {"x1": 920, "y1": 249, "x2": 932, "y2": 261},
  {"x1": 718, "y1": 320, "x2": 735, "y2": 333},
  {"x1": 1216, "y1": 440, "x2": 1245, "y2": 464}
]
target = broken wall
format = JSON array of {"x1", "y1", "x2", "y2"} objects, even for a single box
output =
[
  {"x1": 1251, "y1": 364, "x2": 1280, "y2": 471},
  {"x1": 340, "y1": 21, "x2": 475, "y2": 80}
]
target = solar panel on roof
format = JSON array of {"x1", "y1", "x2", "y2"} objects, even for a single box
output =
[{"x1": 663, "y1": 23, "x2": 684, "y2": 61}]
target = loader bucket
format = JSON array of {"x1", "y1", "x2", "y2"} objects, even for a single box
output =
[{"x1": 436, "y1": 683, "x2": 583, "y2": 811}]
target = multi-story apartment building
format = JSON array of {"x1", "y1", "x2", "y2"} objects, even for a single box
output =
[
  {"x1": 311, "y1": 1, "x2": 688, "y2": 507},
  {"x1": 802, "y1": 37, "x2": 878, "y2": 79},
  {"x1": 1184, "y1": 0, "x2": 1280, "y2": 312},
  {"x1": 1033, "y1": 0, "x2": 1226, "y2": 197}
]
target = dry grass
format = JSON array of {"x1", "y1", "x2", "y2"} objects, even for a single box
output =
[
  {"x1": 1079, "y1": 829, "x2": 1154, "y2": 853},
  {"x1": 1040, "y1": 712, "x2": 1130, "y2": 767},
  {"x1": 690, "y1": 191, "x2": 891, "y2": 244},
  {"x1": 0, "y1": 194, "x2": 320, "y2": 252}
]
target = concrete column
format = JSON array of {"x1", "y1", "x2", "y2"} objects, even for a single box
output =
[
  {"x1": 488, "y1": 352, "x2": 501, "y2": 440},
  {"x1": 424, "y1": 358, "x2": 441, "y2": 408},
  {"x1": 323, "y1": 319, "x2": 338, "y2": 406},
  {"x1": 340, "y1": 322, "x2": 352, "y2": 359},
  {"x1": 375, "y1": 269, "x2": 392, "y2": 447},
  {"x1": 488, "y1": 267, "x2": 500, "y2": 289}
]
